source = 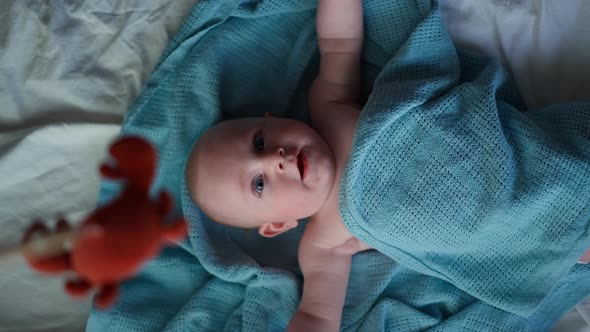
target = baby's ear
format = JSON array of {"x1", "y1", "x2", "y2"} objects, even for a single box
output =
[{"x1": 258, "y1": 221, "x2": 297, "y2": 238}]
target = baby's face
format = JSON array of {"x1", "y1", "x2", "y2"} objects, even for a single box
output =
[{"x1": 186, "y1": 116, "x2": 336, "y2": 228}]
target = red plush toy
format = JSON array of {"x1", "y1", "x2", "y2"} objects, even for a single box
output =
[{"x1": 20, "y1": 136, "x2": 188, "y2": 309}]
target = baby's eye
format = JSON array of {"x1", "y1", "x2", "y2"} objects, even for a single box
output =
[
  {"x1": 253, "y1": 175, "x2": 264, "y2": 194},
  {"x1": 253, "y1": 131, "x2": 264, "y2": 152}
]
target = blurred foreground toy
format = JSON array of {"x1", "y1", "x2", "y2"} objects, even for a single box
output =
[{"x1": 18, "y1": 136, "x2": 188, "y2": 309}]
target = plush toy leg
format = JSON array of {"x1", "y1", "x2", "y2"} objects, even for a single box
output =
[
  {"x1": 27, "y1": 254, "x2": 71, "y2": 273},
  {"x1": 95, "y1": 283, "x2": 119, "y2": 309},
  {"x1": 22, "y1": 220, "x2": 72, "y2": 273},
  {"x1": 164, "y1": 218, "x2": 189, "y2": 242},
  {"x1": 157, "y1": 191, "x2": 173, "y2": 215},
  {"x1": 65, "y1": 278, "x2": 92, "y2": 297},
  {"x1": 157, "y1": 191, "x2": 188, "y2": 241}
]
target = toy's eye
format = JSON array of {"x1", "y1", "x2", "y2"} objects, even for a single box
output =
[
  {"x1": 253, "y1": 132, "x2": 264, "y2": 152},
  {"x1": 253, "y1": 175, "x2": 264, "y2": 195}
]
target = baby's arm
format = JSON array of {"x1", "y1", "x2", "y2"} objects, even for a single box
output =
[
  {"x1": 311, "y1": 0, "x2": 363, "y2": 106},
  {"x1": 287, "y1": 236, "x2": 365, "y2": 332},
  {"x1": 309, "y1": 0, "x2": 364, "y2": 145}
]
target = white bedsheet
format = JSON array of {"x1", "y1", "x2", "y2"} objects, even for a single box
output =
[
  {"x1": 440, "y1": 0, "x2": 590, "y2": 109},
  {"x1": 0, "y1": 0, "x2": 588, "y2": 331}
]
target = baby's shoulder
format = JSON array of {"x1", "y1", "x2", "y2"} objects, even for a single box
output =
[{"x1": 307, "y1": 198, "x2": 355, "y2": 250}]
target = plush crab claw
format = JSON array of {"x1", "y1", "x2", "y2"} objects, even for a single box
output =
[{"x1": 99, "y1": 136, "x2": 157, "y2": 191}]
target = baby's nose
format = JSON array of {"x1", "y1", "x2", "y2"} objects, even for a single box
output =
[
  {"x1": 274, "y1": 147, "x2": 285, "y2": 171},
  {"x1": 266, "y1": 147, "x2": 294, "y2": 171}
]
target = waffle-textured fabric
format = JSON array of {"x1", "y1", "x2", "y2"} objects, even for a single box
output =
[
  {"x1": 339, "y1": 1, "x2": 590, "y2": 318},
  {"x1": 86, "y1": 0, "x2": 590, "y2": 331}
]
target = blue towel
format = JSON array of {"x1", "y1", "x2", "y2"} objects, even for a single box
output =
[
  {"x1": 86, "y1": 0, "x2": 590, "y2": 331},
  {"x1": 339, "y1": 1, "x2": 590, "y2": 318}
]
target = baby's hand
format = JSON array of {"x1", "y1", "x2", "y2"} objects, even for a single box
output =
[
  {"x1": 317, "y1": 0, "x2": 363, "y2": 48},
  {"x1": 298, "y1": 224, "x2": 370, "y2": 276}
]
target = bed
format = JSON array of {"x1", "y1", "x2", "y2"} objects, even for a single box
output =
[{"x1": 0, "y1": 0, "x2": 588, "y2": 331}]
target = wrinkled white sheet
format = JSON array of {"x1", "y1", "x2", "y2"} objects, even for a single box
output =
[
  {"x1": 441, "y1": 0, "x2": 590, "y2": 109},
  {"x1": 0, "y1": 0, "x2": 588, "y2": 331}
]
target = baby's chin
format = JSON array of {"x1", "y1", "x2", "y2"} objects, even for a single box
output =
[{"x1": 306, "y1": 147, "x2": 337, "y2": 190}]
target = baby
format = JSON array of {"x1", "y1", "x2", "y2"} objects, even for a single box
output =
[{"x1": 185, "y1": 0, "x2": 367, "y2": 330}]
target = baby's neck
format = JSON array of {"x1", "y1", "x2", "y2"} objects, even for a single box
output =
[{"x1": 308, "y1": 176, "x2": 354, "y2": 249}]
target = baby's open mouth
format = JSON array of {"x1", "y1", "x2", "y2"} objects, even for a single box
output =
[{"x1": 297, "y1": 151, "x2": 307, "y2": 181}]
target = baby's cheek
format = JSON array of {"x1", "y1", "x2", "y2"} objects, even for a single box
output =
[{"x1": 276, "y1": 188, "x2": 311, "y2": 214}]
